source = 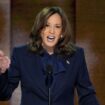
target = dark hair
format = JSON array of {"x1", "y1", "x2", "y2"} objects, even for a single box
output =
[{"x1": 28, "y1": 6, "x2": 76, "y2": 57}]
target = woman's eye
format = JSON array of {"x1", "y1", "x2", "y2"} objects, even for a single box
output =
[
  {"x1": 56, "y1": 26, "x2": 61, "y2": 28},
  {"x1": 45, "y1": 24, "x2": 49, "y2": 27}
]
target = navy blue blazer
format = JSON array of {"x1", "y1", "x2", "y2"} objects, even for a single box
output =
[{"x1": 0, "y1": 45, "x2": 99, "y2": 105}]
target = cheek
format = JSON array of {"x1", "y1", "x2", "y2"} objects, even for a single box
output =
[
  {"x1": 40, "y1": 30, "x2": 45, "y2": 38},
  {"x1": 41, "y1": 29, "x2": 47, "y2": 37},
  {"x1": 40, "y1": 33, "x2": 47, "y2": 42},
  {"x1": 41, "y1": 34, "x2": 45, "y2": 41},
  {"x1": 57, "y1": 29, "x2": 62, "y2": 35},
  {"x1": 57, "y1": 31, "x2": 62, "y2": 38}
]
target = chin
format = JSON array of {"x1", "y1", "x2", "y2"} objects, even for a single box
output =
[{"x1": 47, "y1": 45, "x2": 55, "y2": 48}]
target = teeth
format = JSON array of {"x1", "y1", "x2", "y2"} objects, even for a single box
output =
[
  {"x1": 47, "y1": 35, "x2": 55, "y2": 39},
  {"x1": 47, "y1": 35, "x2": 55, "y2": 42}
]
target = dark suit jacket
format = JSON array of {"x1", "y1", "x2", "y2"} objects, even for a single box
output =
[{"x1": 0, "y1": 45, "x2": 99, "y2": 105}]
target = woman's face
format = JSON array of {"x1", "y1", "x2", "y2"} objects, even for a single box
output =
[{"x1": 41, "y1": 13, "x2": 62, "y2": 53}]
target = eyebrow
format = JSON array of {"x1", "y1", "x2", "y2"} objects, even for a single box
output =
[{"x1": 46, "y1": 22, "x2": 62, "y2": 26}]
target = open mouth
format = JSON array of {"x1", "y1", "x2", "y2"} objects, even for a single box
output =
[{"x1": 47, "y1": 35, "x2": 55, "y2": 42}]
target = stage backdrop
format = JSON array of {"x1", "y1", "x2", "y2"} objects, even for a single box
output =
[
  {"x1": 0, "y1": 0, "x2": 10, "y2": 105},
  {"x1": 76, "y1": 0, "x2": 105, "y2": 105}
]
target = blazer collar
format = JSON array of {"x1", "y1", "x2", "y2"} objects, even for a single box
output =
[{"x1": 40, "y1": 51, "x2": 66, "y2": 75}]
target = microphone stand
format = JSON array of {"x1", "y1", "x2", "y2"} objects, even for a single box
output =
[
  {"x1": 46, "y1": 73, "x2": 52, "y2": 105},
  {"x1": 48, "y1": 83, "x2": 51, "y2": 105}
]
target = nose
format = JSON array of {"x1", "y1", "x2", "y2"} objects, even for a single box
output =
[{"x1": 49, "y1": 26, "x2": 55, "y2": 34}]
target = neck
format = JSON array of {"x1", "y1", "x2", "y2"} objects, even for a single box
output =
[
  {"x1": 47, "y1": 51, "x2": 54, "y2": 55},
  {"x1": 42, "y1": 44, "x2": 54, "y2": 55},
  {"x1": 45, "y1": 48, "x2": 54, "y2": 55}
]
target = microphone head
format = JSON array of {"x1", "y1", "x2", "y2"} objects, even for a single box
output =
[
  {"x1": 46, "y1": 64, "x2": 53, "y2": 75},
  {"x1": 45, "y1": 64, "x2": 53, "y2": 87}
]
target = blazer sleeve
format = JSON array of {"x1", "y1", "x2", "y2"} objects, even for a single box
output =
[
  {"x1": 76, "y1": 48, "x2": 100, "y2": 105},
  {"x1": 0, "y1": 48, "x2": 20, "y2": 100}
]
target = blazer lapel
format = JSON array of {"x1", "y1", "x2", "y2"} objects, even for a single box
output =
[
  {"x1": 51, "y1": 57, "x2": 67, "y2": 96},
  {"x1": 26, "y1": 53, "x2": 48, "y2": 97},
  {"x1": 51, "y1": 56, "x2": 72, "y2": 99}
]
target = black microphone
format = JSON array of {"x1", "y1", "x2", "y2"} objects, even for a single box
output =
[
  {"x1": 45, "y1": 64, "x2": 53, "y2": 88},
  {"x1": 45, "y1": 64, "x2": 53, "y2": 105}
]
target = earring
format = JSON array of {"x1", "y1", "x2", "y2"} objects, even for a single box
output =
[{"x1": 61, "y1": 35, "x2": 63, "y2": 38}]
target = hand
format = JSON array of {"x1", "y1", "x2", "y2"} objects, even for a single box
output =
[{"x1": 0, "y1": 50, "x2": 10, "y2": 74}]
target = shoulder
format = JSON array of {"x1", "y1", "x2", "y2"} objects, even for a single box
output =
[
  {"x1": 11, "y1": 44, "x2": 29, "y2": 56},
  {"x1": 75, "y1": 46, "x2": 86, "y2": 64},
  {"x1": 75, "y1": 45, "x2": 84, "y2": 51},
  {"x1": 66, "y1": 46, "x2": 87, "y2": 70},
  {"x1": 71, "y1": 46, "x2": 85, "y2": 57},
  {"x1": 67, "y1": 46, "x2": 86, "y2": 64},
  {"x1": 13, "y1": 44, "x2": 27, "y2": 51},
  {"x1": 76, "y1": 46, "x2": 84, "y2": 55}
]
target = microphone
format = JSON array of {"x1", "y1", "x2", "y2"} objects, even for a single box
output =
[
  {"x1": 45, "y1": 64, "x2": 53, "y2": 105},
  {"x1": 45, "y1": 64, "x2": 53, "y2": 88}
]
